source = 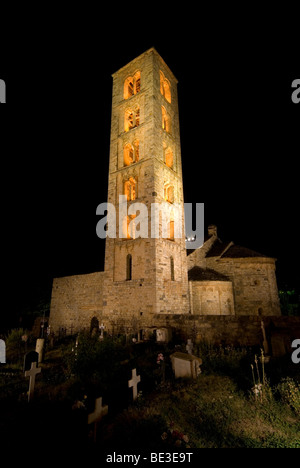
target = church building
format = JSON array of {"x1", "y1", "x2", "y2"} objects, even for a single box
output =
[{"x1": 49, "y1": 48, "x2": 281, "y2": 338}]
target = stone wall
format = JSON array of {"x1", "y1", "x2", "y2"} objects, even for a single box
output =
[
  {"x1": 49, "y1": 272, "x2": 104, "y2": 333},
  {"x1": 205, "y1": 257, "x2": 281, "y2": 316},
  {"x1": 189, "y1": 281, "x2": 234, "y2": 315},
  {"x1": 151, "y1": 314, "x2": 300, "y2": 352}
]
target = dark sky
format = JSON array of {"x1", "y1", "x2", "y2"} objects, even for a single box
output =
[{"x1": 1, "y1": 18, "x2": 299, "y2": 329}]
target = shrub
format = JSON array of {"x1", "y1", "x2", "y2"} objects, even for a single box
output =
[{"x1": 275, "y1": 377, "x2": 300, "y2": 415}]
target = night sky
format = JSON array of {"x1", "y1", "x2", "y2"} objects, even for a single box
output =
[{"x1": 1, "y1": 18, "x2": 299, "y2": 330}]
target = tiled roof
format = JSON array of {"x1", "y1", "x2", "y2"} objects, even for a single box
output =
[{"x1": 188, "y1": 266, "x2": 230, "y2": 282}]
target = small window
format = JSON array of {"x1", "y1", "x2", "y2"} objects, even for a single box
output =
[
  {"x1": 168, "y1": 220, "x2": 175, "y2": 241},
  {"x1": 160, "y1": 71, "x2": 171, "y2": 103},
  {"x1": 162, "y1": 106, "x2": 171, "y2": 133},
  {"x1": 124, "y1": 143, "x2": 134, "y2": 166},
  {"x1": 165, "y1": 148, "x2": 173, "y2": 169},
  {"x1": 170, "y1": 256, "x2": 175, "y2": 281},
  {"x1": 124, "y1": 177, "x2": 137, "y2": 201},
  {"x1": 164, "y1": 183, "x2": 174, "y2": 204},
  {"x1": 126, "y1": 254, "x2": 132, "y2": 280}
]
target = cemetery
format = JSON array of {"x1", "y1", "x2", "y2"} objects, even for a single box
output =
[{"x1": 0, "y1": 327, "x2": 300, "y2": 449}]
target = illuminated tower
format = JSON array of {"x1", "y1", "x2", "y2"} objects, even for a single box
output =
[{"x1": 102, "y1": 48, "x2": 189, "y2": 327}]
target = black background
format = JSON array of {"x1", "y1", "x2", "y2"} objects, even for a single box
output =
[{"x1": 0, "y1": 10, "x2": 299, "y2": 331}]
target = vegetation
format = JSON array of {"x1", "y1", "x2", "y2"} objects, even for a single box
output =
[{"x1": 0, "y1": 331, "x2": 299, "y2": 449}]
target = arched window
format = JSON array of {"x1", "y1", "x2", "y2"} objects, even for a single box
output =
[
  {"x1": 124, "y1": 71, "x2": 141, "y2": 99},
  {"x1": 168, "y1": 220, "x2": 175, "y2": 241},
  {"x1": 126, "y1": 254, "x2": 132, "y2": 280},
  {"x1": 170, "y1": 256, "x2": 175, "y2": 281},
  {"x1": 124, "y1": 177, "x2": 137, "y2": 201},
  {"x1": 162, "y1": 106, "x2": 171, "y2": 133},
  {"x1": 124, "y1": 140, "x2": 139, "y2": 166},
  {"x1": 160, "y1": 71, "x2": 171, "y2": 103},
  {"x1": 124, "y1": 143, "x2": 134, "y2": 166},
  {"x1": 165, "y1": 148, "x2": 173, "y2": 169},
  {"x1": 164, "y1": 183, "x2": 174, "y2": 204},
  {"x1": 125, "y1": 107, "x2": 140, "y2": 132}
]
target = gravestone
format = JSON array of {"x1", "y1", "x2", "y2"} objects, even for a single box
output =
[
  {"x1": 0, "y1": 339, "x2": 6, "y2": 364},
  {"x1": 99, "y1": 323, "x2": 105, "y2": 340},
  {"x1": 156, "y1": 328, "x2": 172, "y2": 343},
  {"x1": 25, "y1": 361, "x2": 41, "y2": 402},
  {"x1": 88, "y1": 397, "x2": 108, "y2": 442},
  {"x1": 186, "y1": 339, "x2": 193, "y2": 355},
  {"x1": 170, "y1": 352, "x2": 202, "y2": 379},
  {"x1": 128, "y1": 368, "x2": 141, "y2": 400},
  {"x1": 36, "y1": 338, "x2": 45, "y2": 363},
  {"x1": 23, "y1": 350, "x2": 39, "y2": 372}
]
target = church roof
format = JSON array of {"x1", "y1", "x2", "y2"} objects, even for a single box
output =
[
  {"x1": 220, "y1": 245, "x2": 267, "y2": 258},
  {"x1": 188, "y1": 266, "x2": 230, "y2": 282},
  {"x1": 206, "y1": 239, "x2": 232, "y2": 257}
]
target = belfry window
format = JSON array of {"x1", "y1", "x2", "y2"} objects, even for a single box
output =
[
  {"x1": 124, "y1": 177, "x2": 137, "y2": 201},
  {"x1": 165, "y1": 148, "x2": 173, "y2": 169},
  {"x1": 126, "y1": 254, "x2": 132, "y2": 280},
  {"x1": 124, "y1": 140, "x2": 139, "y2": 166},
  {"x1": 162, "y1": 106, "x2": 171, "y2": 133},
  {"x1": 160, "y1": 71, "x2": 171, "y2": 103},
  {"x1": 164, "y1": 183, "x2": 174, "y2": 204},
  {"x1": 125, "y1": 107, "x2": 140, "y2": 132},
  {"x1": 124, "y1": 143, "x2": 134, "y2": 166},
  {"x1": 124, "y1": 71, "x2": 141, "y2": 99}
]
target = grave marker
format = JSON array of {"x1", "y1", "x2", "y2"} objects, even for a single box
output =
[
  {"x1": 25, "y1": 361, "x2": 41, "y2": 402},
  {"x1": 88, "y1": 397, "x2": 108, "y2": 442},
  {"x1": 128, "y1": 368, "x2": 141, "y2": 400}
]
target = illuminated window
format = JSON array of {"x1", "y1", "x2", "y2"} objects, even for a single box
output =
[
  {"x1": 124, "y1": 71, "x2": 141, "y2": 99},
  {"x1": 168, "y1": 220, "x2": 175, "y2": 241},
  {"x1": 126, "y1": 254, "x2": 132, "y2": 280},
  {"x1": 160, "y1": 71, "x2": 171, "y2": 103},
  {"x1": 170, "y1": 256, "x2": 175, "y2": 281},
  {"x1": 125, "y1": 107, "x2": 140, "y2": 132},
  {"x1": 124, "y1": 143, "x2": 134, "y2": 166},
  {"x1": 124, "y1": 177, "x2": 137, "y2": 201},
  {"x1": 164, "y1": 183, "x2": 174, "y2": 204},
  {"x1": 124, "y1": 141, "x2": 139, "y2": 166},
  {"x1": 162, "y1": 106, "x2": 171, "y2": 133},
  {"x1": 123, "y1": 214, "x2": 136, "y2": 239},
  {"x1": 165, "y1": 148, "x2": 173, "y2": 169}
]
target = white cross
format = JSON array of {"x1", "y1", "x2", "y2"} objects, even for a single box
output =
[
  {"x1": 88, "y1": 397, "x2": 108, "y2": 442},
  {"x1": 25, "y1": 361, "x2": 41, "y2": 402},
  {"x1": 88, "y1": 396, "x2": 108, "y2": 425},
  {"x1": 128, "y1": 368, "x2": 141, "y2": 400}
]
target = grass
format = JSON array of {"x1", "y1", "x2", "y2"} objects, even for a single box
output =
[{"x1": 1, "y1": 332, "x2": 300, "y2": 449}]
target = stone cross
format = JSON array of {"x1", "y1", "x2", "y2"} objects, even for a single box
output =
[
  {"x1": 261, "y1": 320, "x2": 269, "y2": 355},
  {"x1": 99, "y1": 323, "x2": 105, "y2": 340},
  {"x1": 128, "y1": 368, "x2": 141, "y2": 400},
  {"x1": 0, "y1": 339, "x2": 6, "y2": 364},
  {"x1": 88, "y1": 397, "x2": 108, "y2": 442},
  {"x1": 25, "y1": 361, "x2": 41, "y2": 402},
  {"x1": 186, "y1": 339, "x2": 193, "y2": 355}
]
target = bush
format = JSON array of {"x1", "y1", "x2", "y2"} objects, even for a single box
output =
[{"x1": 275, "y1": 377, "x2": 300, "y2": 415}]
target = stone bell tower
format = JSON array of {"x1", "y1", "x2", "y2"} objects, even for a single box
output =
[{"x1": 102, "y1": 48, "x2": 189, "y2": 327}]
